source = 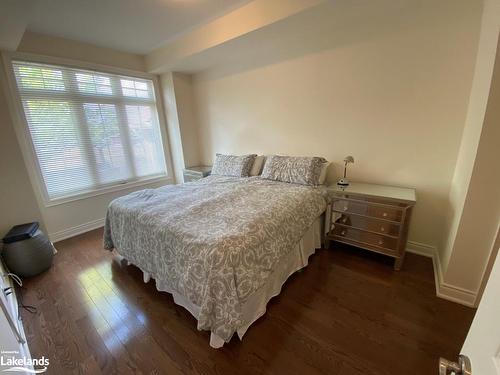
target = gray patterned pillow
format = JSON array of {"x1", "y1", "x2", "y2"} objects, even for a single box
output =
[
  {"x1": 261, "y1": 155, "x2": 327, "y2": 186},
  {"x1": 211, "y1": 154, "x2": 257, "y2": 177}
]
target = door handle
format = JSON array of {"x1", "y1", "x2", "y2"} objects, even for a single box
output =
[{"x1": 439, "y1": 355, "x2": 471, "y2": 375}]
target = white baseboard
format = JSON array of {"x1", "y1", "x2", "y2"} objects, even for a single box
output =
[
  {"x1": 433, "y1": 253, "x2": 477, "y2": 307},
  {"x1": 49, "y1": 217, "x2": 105, "y2": 243},
  {"x1": 406, "y1": 240, "x2": 436, "y2": 258},
  {"x1": 48, "y1": 220, "x2": 478, "y2": 307},
  {"x1": 406, "y1": 241, "x2": 477, "y2": 307}
]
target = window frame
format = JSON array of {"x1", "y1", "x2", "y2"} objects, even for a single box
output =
[{"x1": 2, "y1": 52, "x2": 174, "y2": 207}]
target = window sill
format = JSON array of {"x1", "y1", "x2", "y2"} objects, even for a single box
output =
[{"x1": 43, "y1": 174, "x2": 174, "y2": 207}]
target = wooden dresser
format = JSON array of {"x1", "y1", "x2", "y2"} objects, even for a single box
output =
[{"x1": 325, "y1": 182, "x2": 416, "y2": 270}]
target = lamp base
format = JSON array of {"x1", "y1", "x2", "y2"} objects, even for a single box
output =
[{"x1": 337, "y1": 178, "x2": 349, "y2": 186}]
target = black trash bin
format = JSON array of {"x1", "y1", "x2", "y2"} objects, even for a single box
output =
[{"x1": 1, "y1": 222, "x2": 54, "y2": 278}]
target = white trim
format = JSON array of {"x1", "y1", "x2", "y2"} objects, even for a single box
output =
[
  {"x1": 44, "y1": 175, "x2": 172, "y2": 207},
  {"x1": 406, "y1": 240, "x2": 436, "y2": 258},
  {"x1": 50, "y1": 222, "x2": 479, "y2": 307},
  {"x1": 4, "y1": 51, "x2": 156, "y2": 80},
  {"x1": 49, "y1": 217, "x2": 105, "y2": 243},
  {"x1": 494, "y1": 355, "x2": 500, "y2": 375},
  {"x1": 406, "y1": 241, "x2": 477, "y2": 307},
  {"x1": 434, "y1": 251, "x2": 477, "y2": 307},
  {"x1": 1, "y1": 51, "x2": 175, "y2": 209}
]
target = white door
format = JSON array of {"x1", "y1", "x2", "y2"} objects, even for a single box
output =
[
  {"x1": 458, "y1": 246, "x2": 500, "y2": 375},
  {"x1": 0, "y1": 263, "x2": 32, "y2": 374}
]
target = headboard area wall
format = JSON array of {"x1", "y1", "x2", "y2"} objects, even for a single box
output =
[{"x1": 188, "y1": 0, "x2": 483, "y2": 249}]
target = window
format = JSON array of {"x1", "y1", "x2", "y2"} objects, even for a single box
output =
[{"x1": 12, "y1": 60, "x2": 168, "y2": 202}]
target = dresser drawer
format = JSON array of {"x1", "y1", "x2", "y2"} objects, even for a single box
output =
[
  {"x1": 327, "y1": 182, "x2": 416, "y2": 270},
  {"x1": 335, "y1": 214, "x2": 400, "y2": 237},
  {"x1": 330, "y1": 226, "x2": 398, "y2": 253},
  {"x1": 332, "y1": 199, "x2": 403, "y2": 222}
]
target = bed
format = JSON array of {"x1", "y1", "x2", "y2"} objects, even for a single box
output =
[{"x1": 103, "y1": 174, "x2": 328, "y2": 348}]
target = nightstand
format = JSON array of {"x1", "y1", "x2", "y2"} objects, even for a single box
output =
[
  {"x1": 325, "y1": 182, "x2": 416, "y2": 270},
  {"x1": 183, "y1": 166, "x2": 212, "y2": 182}
]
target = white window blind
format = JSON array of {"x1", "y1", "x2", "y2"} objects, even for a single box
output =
[{"x1": 12, "y1": 60, "x2": 167, "y2": 201}]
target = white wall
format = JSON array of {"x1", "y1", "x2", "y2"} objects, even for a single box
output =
[
  {"x1": 0, "y1": 57, "x2": 43, "y2": 236},
  {"x1": 158, "y1": 72, "x2": 203, "y2": 184},
  {"x1": 442, "y1": 32, "x2": 500, "y2": 299},
  {"x1": 17, "y1": 31, "x2": 146, "y2": 71},
  {"x1": 191, "y1": 0, "x2": 483, "y2": 249},
  {"x1": 171, "y1": 73, "x2": 201, "y2": 168},
  {"x1": 160, "y1": 72, "x2": 186, "y2": 183},
  {"x1": 146, "y1": 0, "x2": 324, "y2": 73},
  {"x1": 440, "y1": 0, "x2": 500, "y2": 299}
]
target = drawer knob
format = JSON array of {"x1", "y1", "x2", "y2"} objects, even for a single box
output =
[
  {"x1": 341, "y1": 230, "x2": 346, "y2": 236},
  {"x1": 382, "y1": 212, "x2": 388, "y2": 217},
  {"x1": 343, "y1": 206, "x2": 348, "y2": 211},
  {"x1": 378, "y1": 240, "x2": 384, "y2": 245},
  {"x1": 342, "y1": 218, "x2": 347, "y2": 223},
  {"x1": 380, "y1": 227, "x2": 385, "y2": 232}
]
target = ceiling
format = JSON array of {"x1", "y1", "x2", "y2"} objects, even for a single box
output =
[{"x1": 0, "y1": 0, "x2": 251, "y2": 54}]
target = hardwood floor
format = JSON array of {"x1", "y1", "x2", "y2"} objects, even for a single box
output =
[{"x1": 19, "y1": 228, "x2": 475, "y2": 375}]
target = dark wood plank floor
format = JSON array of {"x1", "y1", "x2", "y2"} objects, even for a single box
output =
[{"x1": 19, "y1": 228, "x2": 475, "y2": 375}]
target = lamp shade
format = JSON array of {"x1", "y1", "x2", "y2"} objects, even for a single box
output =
[{"x1": 344, "y1": 156, "x2": 354, "y2": 163}]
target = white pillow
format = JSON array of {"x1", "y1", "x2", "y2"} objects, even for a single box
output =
[
  {"x1": 319, "y1": 162, "x2": 330, "y2": 185},
  {"x1": 250, "y1": 155, "x2": 266, "y2": 176}
]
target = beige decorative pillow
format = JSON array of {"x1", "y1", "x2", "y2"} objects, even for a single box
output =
[
  {"x1": 249, "y1": 155, "x2": 266, "y2": 176},
  {"x1": 261, "y1": 155, "x2": 327, "y2": 186},
  {"x1": 211, "y1": 154, "x2": 257, "y2": 177}
]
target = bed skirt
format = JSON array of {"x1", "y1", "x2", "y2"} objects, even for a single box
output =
[{"x1": 115, "y1": 215, "x2": 324, "y2": 348}]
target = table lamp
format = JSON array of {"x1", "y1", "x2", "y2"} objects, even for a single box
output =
[{"x1": 337, "y1": 156, "x2": 354, "y2": 186}]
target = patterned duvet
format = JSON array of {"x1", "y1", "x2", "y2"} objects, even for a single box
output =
[{"x1": 104, "y1": 175, "x2": 327, "y2": 341}]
